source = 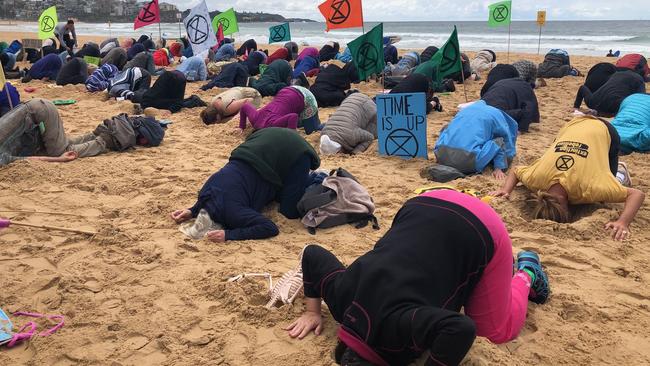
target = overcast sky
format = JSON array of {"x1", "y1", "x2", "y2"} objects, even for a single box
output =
[{"x1": 163, "y1": 0, "x2": 649, "y2": 21}]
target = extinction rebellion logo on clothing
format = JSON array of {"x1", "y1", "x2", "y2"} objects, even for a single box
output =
[{"x1": 554, "y1": 141, "x2": 588, "y2": 171}]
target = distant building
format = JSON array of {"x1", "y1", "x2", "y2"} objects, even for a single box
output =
[{"x1": 159, "y1": 2, "x2": 177, "y2": 12}]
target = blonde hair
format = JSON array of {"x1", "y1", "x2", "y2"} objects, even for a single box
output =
[{"x1": 531, "y1": 191, "x2": 570, "y2": 223}]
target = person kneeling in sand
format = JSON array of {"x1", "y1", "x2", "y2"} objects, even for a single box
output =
[
  {"x1": 201, "y1": 87, "x2": 262, "y2": 125},
  {"x1": 171, "y1": 128, "x2": 320, "y2": 242},
  {"x1": 491, "y1": 115, "x2": 645, "y2": 241},
  {"x1": 287, "y1": 189, "x2": 549, "y2": 366},
  {"x1": 430, "y1": 100, "x2": 518, "y2": 181},
  {"x1": 238, "y1": 86, "x2": 322, "y2": 134},
  {"x1": 319, "y1": 92, "x2": 377, "y2": 155},
  {"x1": 0, "y1": 98, "x2": 166, "y2": 166}
]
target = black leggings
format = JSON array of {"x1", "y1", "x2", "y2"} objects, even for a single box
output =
[
  {"x1": 302, "y1": 245, "x2": 476, "y2": 366},
  {"x1": 573, "y1": 84, "x2": 592, "y2": 109},
  {"x1": 600, "y1": 118, "x2": 620, "y2": 176}
]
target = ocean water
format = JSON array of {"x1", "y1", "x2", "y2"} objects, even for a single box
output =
[{"x1": 2, "y1": 20, "x2": 650, "y2": 56}]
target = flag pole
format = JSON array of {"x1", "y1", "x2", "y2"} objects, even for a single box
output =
[
  {"x1": 158, "y1": 22, "x2": 163, "y2": 43},
  {"x1": 178, "y1": 13, "x2": 182, "y2": 39},
  {"x1": 506, "y1": 21, "x2": 511, "y2": 62},
  {"x1": 5, "y1": 88, "x2": 13, "y2": 110},
  {"x1": 458, "y1": 26, "x2": 469, "y2": 103},
  {"x1": 360, "y1": 0, "x2": 365, "y2": 34},
  {"x1": 537, "y1": 24, "x2": 542, "y2": 55}
]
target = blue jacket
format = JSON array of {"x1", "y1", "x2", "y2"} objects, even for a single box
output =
[
  {"x1": 177, "y1": 55, "x2": 207, "y2": 81},
  {"x1": 612, "y1": 93, "x2": 650, "y2": 153},
  {"x1": 28, "y1": 53, "x2": 62, "y2": 80},
  {"x1": 434, "y1": 101, "x2": 518, "y2": 173},
  {"x1": 0, "y1": 82, "x2": 20, "y2": 114},
  {"x1": 214, "y1": 43, "x2": 235, "y2": 62},
  {"x1": 190, "y1": 160, "x2": 279, "y2": 241},
  {"x1": 293, "y1": 55, "x2": 318, "y2": 78}
]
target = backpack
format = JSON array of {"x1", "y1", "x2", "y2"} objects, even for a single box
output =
[{"x1": 297, "y1": 168, "x2": 379, "y2": 234}]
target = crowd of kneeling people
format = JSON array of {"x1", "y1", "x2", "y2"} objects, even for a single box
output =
[{"x1": 2, "y1": 25, "x2": 650, "y2": 365}]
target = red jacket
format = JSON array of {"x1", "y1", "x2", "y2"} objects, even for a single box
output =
[
  {"x1": 616, "y1": 54, "x2": 650, "y2": 79},
  {"x1": 153, "y1": 49, "x2": 170, "y2": 67}
]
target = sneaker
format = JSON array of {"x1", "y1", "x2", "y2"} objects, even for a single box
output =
[
  {"x1": 432, "y1": 96, "x2": 443, "y2": 112},
  {"x1": 517, "y1": 251, "x2": 550, "y2": 304},
  {"x1": 617, "y1": 162, "x2": 632, "y2": 187}
]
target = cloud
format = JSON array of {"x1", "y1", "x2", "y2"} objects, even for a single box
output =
[{"x1": 164, "y1": 0, "x2": 648, "y2": 21}]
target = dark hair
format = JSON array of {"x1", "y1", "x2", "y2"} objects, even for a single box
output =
[{"x1": 67, "y1": 19, "x2": 74, "y2": 25}]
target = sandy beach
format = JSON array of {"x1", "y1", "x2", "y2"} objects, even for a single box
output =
[{"x1": 0, "y1": 31, "x2": 649, "y2": 365}]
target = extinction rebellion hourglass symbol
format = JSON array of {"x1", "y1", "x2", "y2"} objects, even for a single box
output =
[
  {"x1": 357, "y1": 42, "x2": 379, "y2": 73},
  {"x1": 41, "y1": 16, "x2": 55, "y2": 33},
  {"x1": 329, "y1": 0, "x2": 351, "y2": 24},
  {"x1": 492, "y1": 5, "x2": 509, "y2": 23},
  {"x1": 270, "y1": 26, "x2": 287, "y2": 42},
  {"x1": 137, "y1": 1, "x2": 157, "y2": 23},
  {"x1": 187, "y1": 15, "x2": 209, "y2": 44}
]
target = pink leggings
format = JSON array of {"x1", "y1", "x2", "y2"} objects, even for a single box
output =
[
  {"x1": 420, "y1": 190, "x2": 531, "y2": 344},
  {"x1": 238, "y1": 103, "x2": 299, "y2": 130}
]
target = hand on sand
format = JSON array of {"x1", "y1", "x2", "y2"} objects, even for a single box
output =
[
  {"x1": 285, "y1": 311, "x2": 323, "y2": 339},
  {"x1": 231, "y1": 127, "x2": 244, "y2": 136},
  {"x1": 605, "y1": 220, "x2": 630, "y2": 241},
  {"x1": 171, "y1": 209, "x2": 192, "y2": 224},
  {"x1": 489, "y1": 189, "x2": 510, "y2": 199},
  {"x1": 492, "y1": 169, "x2": 506, "y2": 180},
  {"x1": 207, "y1": 230, "x2": 226, "y2": 242},
  {"x1": 60, "y1": 151, "x2": 78, "y2": 162}
]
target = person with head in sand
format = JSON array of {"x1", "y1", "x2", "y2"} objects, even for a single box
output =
[
  {"x1": 287, "y1": 189, "x2": 549, "y2": 366},
  {"x1": 0, "y1": 98, "x2": 165, "y2": 166},
  {"x1": 171, "y1": 128, "x2": 320, "y2": 242},
  {"x1": 573, "y1": 70, "x2": 646, "y2": 117},
  {"x1": 176, "y1": 54, "x2": 209, "y2": 82},
  {"x1": 432, "y1": 100, "x2": 518, "y2": 180},
  {"x1": 238, "y1": 86, "x2": 321, "y2": 134},
  {"x1": 320, "y1": 92, "x2": 377, "y2": 155},
  {"x1": 492, "y1": 115, "x2": 645, "y2": 241},
  {"x1": 201, "y1": 87, "x2": 262, "y2": 125}
]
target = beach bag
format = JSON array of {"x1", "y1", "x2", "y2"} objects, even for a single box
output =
[{"x1": 297, "y1": 168, "x2": 379, "y2": 234}]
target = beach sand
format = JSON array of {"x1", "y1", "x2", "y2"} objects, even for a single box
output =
[{"x1": 1, "y1": 31, "x2": 649, "y2": 365}]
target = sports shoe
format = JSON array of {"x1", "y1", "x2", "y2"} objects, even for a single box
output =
[
  {"x1": 617, "y1": 162, "x2": 632, "y2": 187},
  {"x1": 517, "y1": 251, "x2": 550, "y2": 304}
]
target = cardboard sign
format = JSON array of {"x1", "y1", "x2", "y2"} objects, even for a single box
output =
[
  {"x1": 83, "y1": 56, "x2": 100, "y2": 66},
  {"x1": 376, "y1": 92, "x2": 428, "y2": 159},
  {"x1": 537, "y1": 10, "x2": 547, "y2": 26}
]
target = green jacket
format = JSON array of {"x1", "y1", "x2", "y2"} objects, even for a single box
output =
[
  {"x1": 230, "y1": 127, "x2": 320, "y2": 187},
  {"x1": 250, "y1": 59, "x2": 292, "y2": 97}
]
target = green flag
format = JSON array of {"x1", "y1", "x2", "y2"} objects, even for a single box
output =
[
  {"x1": 268, "y1": 23, "x2": 291, "y2": 44},
  {"x1": 38, "y1": 6, "x2": 58, "y2": 40},
  {"x1": 347, "y1": 23, "x2": 384, "y2": 81},
  {"x1": 413, "y1": 26, "x2": 462, "y2": 87},
  {"x1": 488, "y1": 0, "x2": 512, "y2": 27},
  {"x1": 212, "y1": 8, "x2": 239, "y2": 36}
]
